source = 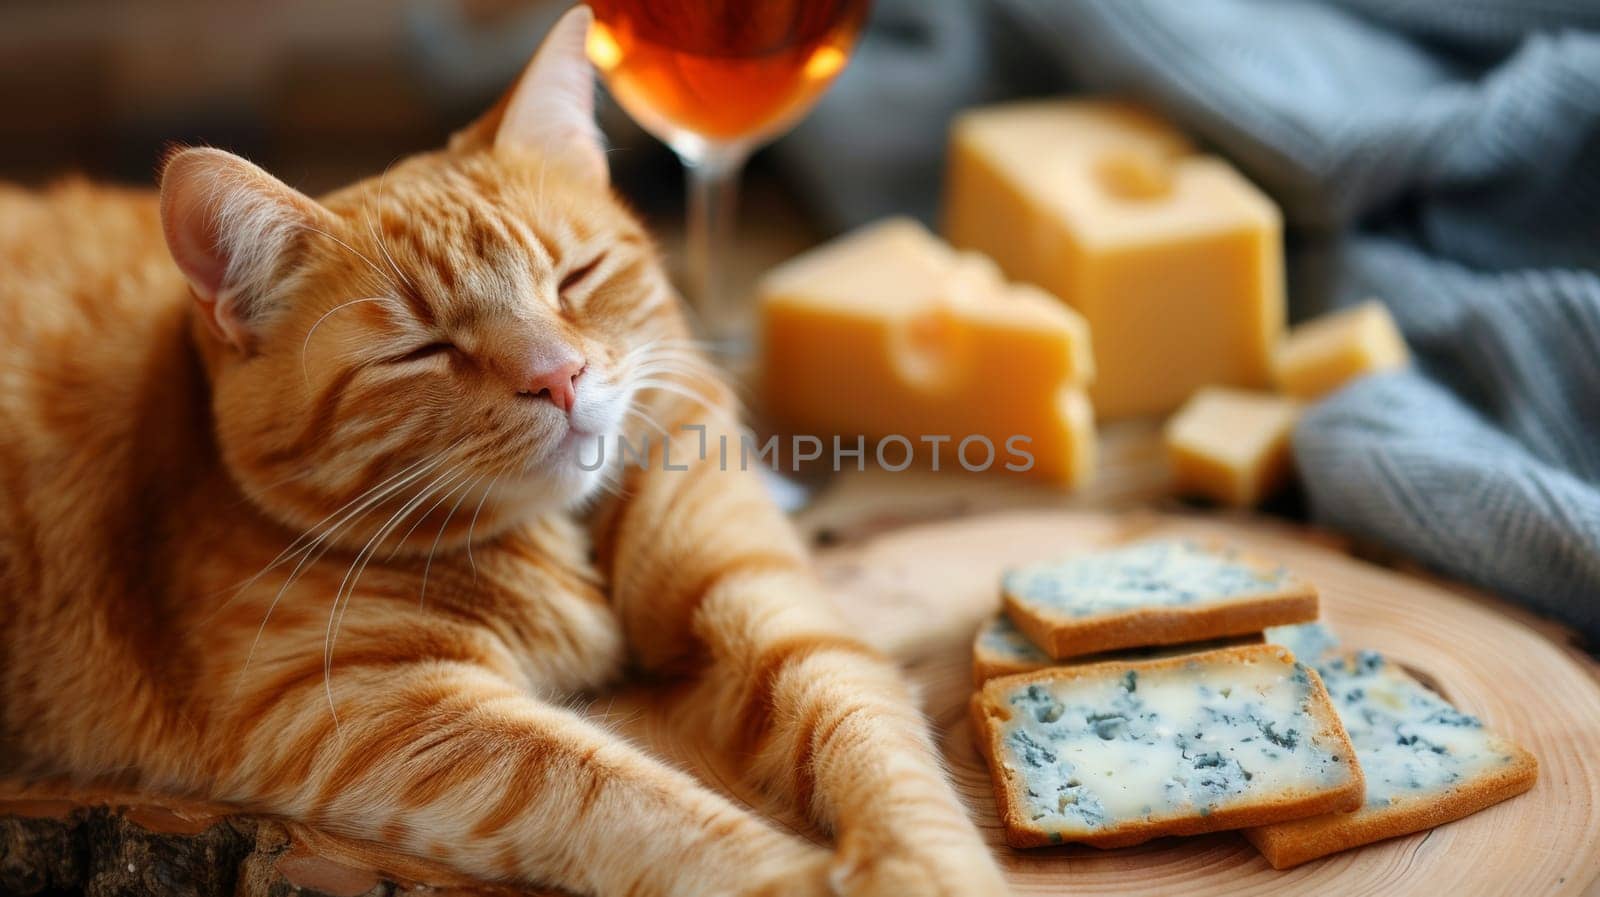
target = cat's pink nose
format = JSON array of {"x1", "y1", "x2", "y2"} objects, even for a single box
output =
[{"x1": 521, "y1": 356, "x2": 585, "y2": 413}]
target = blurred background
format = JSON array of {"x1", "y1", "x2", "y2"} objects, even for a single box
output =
[
  {"x1": 0, "y1": 0, "x2": 836, "y2": 294},
  {"x1": 2, "y1": 1, "x2": 640, "y2": 189}
]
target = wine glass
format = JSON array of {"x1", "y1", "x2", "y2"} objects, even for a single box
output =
[{"x1": 585, "y1": 0, "x2": 870, "y2": 347}]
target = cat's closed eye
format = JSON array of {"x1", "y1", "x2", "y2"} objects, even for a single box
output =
[
  {"x1": 558, "y1": 253, "x2": 606, "y2": 311},
  {"x1": 390, "y1": 341, "x2": 457, "y2": 365}
]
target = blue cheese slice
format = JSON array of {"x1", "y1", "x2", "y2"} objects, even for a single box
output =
[
  {"x1": 1248, "y1": 627, "x2": 1538, "y2": 867},
  {"x1": 971, "y1": 612, "x2": 1264, "y2": 684},
  {"x1": 1003, "y1": 540, "x2": 1317, "y2": 659},
  {"x1": 972, "y1": 613, "x2": 1053, "y2": 682},
  {"x1": 1264, "y1": 621, "x2": 1341, "y2": 666},
  {"x1": 973, "y1": 644, "x2": 1362, "y2": 848}
]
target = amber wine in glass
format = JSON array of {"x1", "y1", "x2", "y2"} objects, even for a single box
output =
[{"x1": 586, "y1": 0, "x2": 870, "y2": 344}]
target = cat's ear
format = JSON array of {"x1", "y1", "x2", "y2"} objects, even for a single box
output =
[
  {"x1": 159, "y1": 147, "x2": 330, "y2": 353},
  {"x1": 451, "y1": 5, "x2": 607, "y2": 186}
]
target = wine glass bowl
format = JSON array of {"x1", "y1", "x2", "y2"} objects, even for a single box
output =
[
  {"x1": 586, "y1": 0, "x2": 866, "y2": 154},
  {"x1": 585, "y1": 0, "x2": 870, "y2": 344}
]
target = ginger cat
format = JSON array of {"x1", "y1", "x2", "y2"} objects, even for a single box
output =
[{"x1": 0, "y1": 7, "x2": 1008, "y2": 897}]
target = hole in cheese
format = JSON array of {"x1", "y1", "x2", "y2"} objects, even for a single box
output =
[
  {"x1": 1094, "y1": 149, "x2": 1176, "y2": 201},
  {"x1": 890, "y1": 305, "x2": 969, "y2": 394}
]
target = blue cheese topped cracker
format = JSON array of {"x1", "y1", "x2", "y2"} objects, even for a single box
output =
[
  {"x1": 1265, "y1": 624, "x2": 1519, "y2": 802},
  {"x1": 971, "y1": 612, "x2": 1265, "y2": 684},
  {"x1": 1002, "y1": 541, "x2": 1317, "y2": 659},
  {"x1": 1264, "y1": 621, "x2": 1341, "y2": 666},
  {"x1": 974, "y1": 645, "x2": 1362, "y2": 848},
  {"x1": 1004, "y1": 541, "x2": 1292, "y2": 618},
  {"x1": 977, "y1": 613, "x2": 1052, "y2": 664},
  {"x1": 1320, "y1": 651, "x2": 1514, "y2": 802},
  {"x1": 1249, "y1": 625, "x2": 1538, "y2": 867}
]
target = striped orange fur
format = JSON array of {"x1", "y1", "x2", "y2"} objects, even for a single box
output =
[{"x1": 0, "y1": 7, "x2": 1007, "y2": 896}]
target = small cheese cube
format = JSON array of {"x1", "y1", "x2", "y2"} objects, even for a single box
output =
[
  {"x1": 1273, "y1": 300, "x2": 1409, "y2": 400},
  {"x1": 1165, "y1": 388, "x2": 1301, "y2": 507},
  {"x1": 760, "y1": 218, "x2": 1096, "y2": 486},
  {"x1": 944, "y1": 100, "x2": 1285, "y2": 419}
]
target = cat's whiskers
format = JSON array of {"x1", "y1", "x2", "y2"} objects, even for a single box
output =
[
  {"x1": 369, "y1": 167, "x2": 418, "y2": 286},
  {"x1": 587, "y1": 459, "x2": 630, "y2": 502},
  {"x1": 322, "y1": 459, "x2": 468, "y2": 728},
  {"x1": 625, "y1": 345, "x2": 730, "y2": 401},
  {"x1": 632, "y1": 378, "x2": 736, "y2": 424},
  {"x1": 337, "y1": 462, "x2": 463, "y2": 608},
  {"x1": 218, "y1": 338, "x2": 710, "y2": 636},
  {"x1": 300, "y1": 296, "x2": 404, "y2": 384},
  {"x1": 619, "y1": 338, "x2": 712, "y2": 365},
  {"x1": 208, "y1": 448, "x2": 450, "y2": 622},
  {"x1": 614, "y1": 341, "x2": 745, "y2": 446},
  {"x1": 294, "y1": 223, "x2": 401, "y2": 296},
  {"x1": 228, "y1": 464, "x2": 319, "y2": 510},
  {"x1": 630, "y1": 347, "x2": 725, "y2": 373},
  {"x1": 387, "y1": 465, "x2": 473, "y2": 559},
  {"x1": 419, "y1": 472, "x2": 486, "y2": 608},
  {"x1": 623, "y1": 406, "x2": 671, "y2": 440},
  {"x1": 464, "y1": 469, "x2": 507, "y2": 581},
  {"x1": 630, "y1": 363, "x2": 721, "y2": 392},
  {"x1": 229, "y1": 439, "x2": 467, "y2": 695},
  {"x1": 625, "y1": 348, "x2": 722, "y2": 392},
  {"x1": 630, "y1": 353, "x2": 714, "y2": 374}
]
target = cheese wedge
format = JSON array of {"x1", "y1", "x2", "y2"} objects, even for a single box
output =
[
  {"x1": 944, "y1": 100, "x2": 1285, "y2": 419},
  {"x1": 1165, "y1": 387, "x2": 1302, "y2": 507},
  {"x1": 759, "y1": 218, "x2": 1096, "y2": 486},
  {"x1": 1274, "y1": 300, "x2": 1410, "y2": 400}
]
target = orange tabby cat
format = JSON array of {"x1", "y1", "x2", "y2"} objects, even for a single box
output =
[{"x1": 0, "y1": 7, "x2": 1008, "y2": 897}]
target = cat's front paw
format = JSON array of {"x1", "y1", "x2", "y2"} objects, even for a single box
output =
[
  {"x1": 827, "y1": 834, "x2": 1011, "y2": 897},
  {"x1": 740, "y1": 844, "x2": 836, "y2": 897}
]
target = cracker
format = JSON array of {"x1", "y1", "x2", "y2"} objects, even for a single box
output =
[
  {"x1": 971, "y1": 612, "x2": 1262, "y2": 685},
  {"x1": 1244, "y1": 647, "x2": 1538, "y2": 868},
  {"x1": 1002, "y1": 540, "x2": 1317, "y2": 659},
  {"x1": 972, "y1": 612, "x2": 1056, "y2": 684},
  {"x1": 971, "y1": 644, "x2": 1363, "y2": 848}
]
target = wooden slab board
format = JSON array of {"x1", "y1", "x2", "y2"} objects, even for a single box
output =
[
  {"x1": 5, "y1": 509, "x2": 1594, "y2": 896},
  {"x1": 598, "y1": 510, "x2": 1600, "y2": 896}
]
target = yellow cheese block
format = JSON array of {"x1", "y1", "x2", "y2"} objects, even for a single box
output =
[
  {"x1": 760, "y1": 218, "x2": 1097, "y2": 486},
  {"x1": 1164, "y1": 387, "x2": 1301, "y2": 507},
  {"x1": 943, "y1": 99, "x2": 1285, "y2": 420},
  {"x1": 1274, "y1": 300, "x2": 1410, "y2": 400}
]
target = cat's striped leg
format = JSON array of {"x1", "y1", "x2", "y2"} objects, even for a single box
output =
[
  {"x1": 213, "y1": 658, "x2": 831, "y2": 897},
  {"x1": 595, "y1": 410, "x2": 1009, "y2": 897}
]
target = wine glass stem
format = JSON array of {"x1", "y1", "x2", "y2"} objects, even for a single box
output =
[{"x1": 682, "y1": 143, "x2": 751, "y2": 346}]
